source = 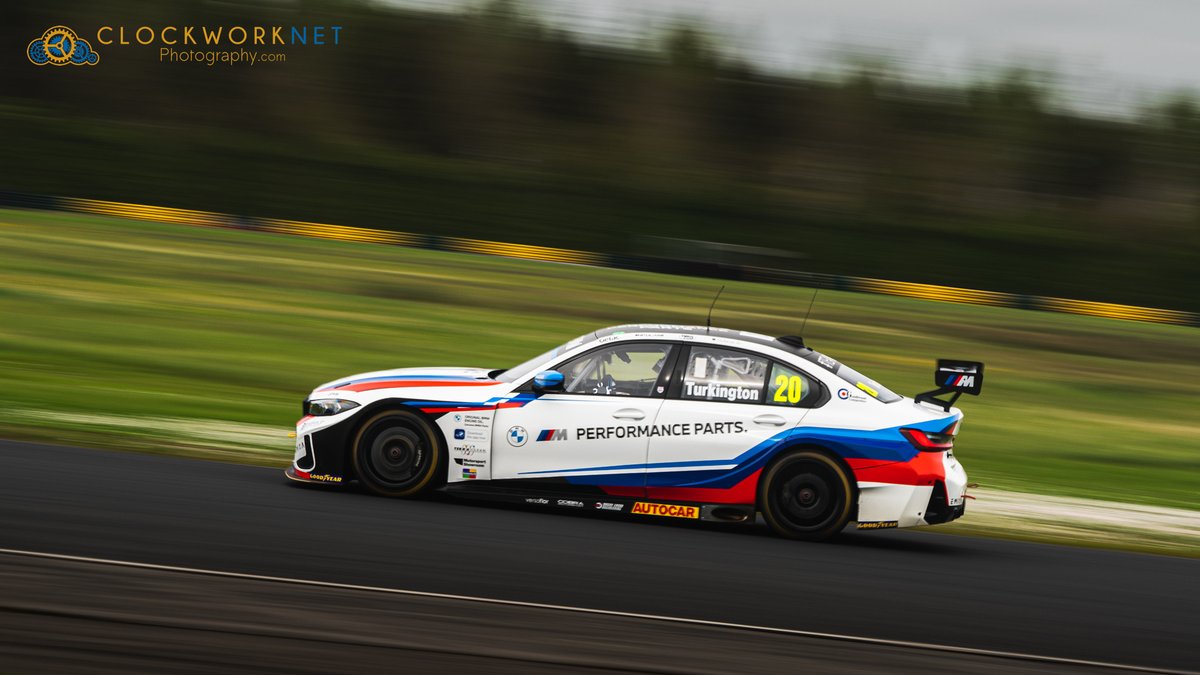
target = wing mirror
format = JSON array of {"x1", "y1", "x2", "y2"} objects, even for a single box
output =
[{"x1": 532, "y1": 370, "x2": 565, "y2": 394}]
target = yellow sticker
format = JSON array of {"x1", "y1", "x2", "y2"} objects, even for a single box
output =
[
  {"x1": 856, "y1": 382, "x2": 878, "y2": 397},
  {"x1": 773, "y1": 374, "x2": 804, "y2": 404},
  {"x1": 631, "y1": 502, "x2": 699, "y2": 519},
  {"x1": 856, "y1": 521, "x2": 898, "y2": 530}
]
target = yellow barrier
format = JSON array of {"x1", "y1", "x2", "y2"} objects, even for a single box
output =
[
  {"x1": 442, "y1": 236, "x2": 603, "y2": 266},
  {"x1": 258, "y1": 218, "x2": 419, "y2": 247},
  {"x1": 1037, "y1": 297, "x2": 1194, "y2": 325},
  {"x1": 853, "y1": 278, "x2": 1016, "y2": 307},
  {"x1": 61, "y1": 197, "x2": 227, "y2": 228},
  {"x1": 47, "y1": 195, "x2": 1195, "y2": 327}
]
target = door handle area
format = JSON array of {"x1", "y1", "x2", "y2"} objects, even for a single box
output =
[
  {"x1": 753, "y1": 414, "x2": 787, "y2": 426},
  {"x1": 612, "y1": 409, "x2": 646, "y2": 420}
]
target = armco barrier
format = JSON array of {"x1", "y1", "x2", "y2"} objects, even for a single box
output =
[{"x1": 3, "y1": 192, "x2": 1195, "y2": 327}]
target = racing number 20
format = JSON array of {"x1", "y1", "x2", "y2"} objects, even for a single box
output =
[{"x1": 773, "y1": 375, "x2": 804, "y2": 404}]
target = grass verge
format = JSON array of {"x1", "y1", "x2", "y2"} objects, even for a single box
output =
[{"x1": 1, "y1": 208, "x2": 1197, "y2": 526}]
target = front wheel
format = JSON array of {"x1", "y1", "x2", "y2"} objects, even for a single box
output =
[
  {"x1": 759, "y1": 449, "x2": 854, "y2": 541},
  {"x1": 351, "y1": 409, "x2": 444, "y2": 498}
]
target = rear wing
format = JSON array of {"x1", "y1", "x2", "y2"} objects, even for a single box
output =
[{"x1": 915, "y1": 359, "x2": 984, "y2": 412}]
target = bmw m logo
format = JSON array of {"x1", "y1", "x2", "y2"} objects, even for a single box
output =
[{"x1": 507, "y1": 426, "x2": 528, "y2": 447}]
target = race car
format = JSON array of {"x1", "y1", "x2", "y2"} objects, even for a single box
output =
[{"x1": 287, "y1": 324, "x2": 983, "y2": 541}]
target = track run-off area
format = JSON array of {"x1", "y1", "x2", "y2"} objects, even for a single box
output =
[{"x1": 0, "y1": 440, "x2": 1195, "y2": 673}]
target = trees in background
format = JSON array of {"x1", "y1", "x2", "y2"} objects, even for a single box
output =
[{"x1": 3, "y1": 0, "x2": 1197, "y2": 308}]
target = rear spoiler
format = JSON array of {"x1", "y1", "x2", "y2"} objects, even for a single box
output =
[{"x1": 915, "y1": 359, "x2": 984, "y2": 412}]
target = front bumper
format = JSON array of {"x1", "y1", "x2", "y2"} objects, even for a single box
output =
[
  {"x1": 291, "y1": 413, "x2": 359, "y2": 484},
  {"x1": 285, "y1": 465, "x2": 347, "y2": 485}
]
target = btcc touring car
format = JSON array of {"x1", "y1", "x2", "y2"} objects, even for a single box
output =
[{"x1": 287, "y1": 324, "x2": 983, "y2": 541}]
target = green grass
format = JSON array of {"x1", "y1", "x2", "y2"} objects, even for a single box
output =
[{"x1": 1, "y1": 208, "x2": 1197, "y2": 511}]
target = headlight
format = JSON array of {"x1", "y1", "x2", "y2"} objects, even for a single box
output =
[{"x1": 307, "y1": 399, "x2": 360, "y2": 416}]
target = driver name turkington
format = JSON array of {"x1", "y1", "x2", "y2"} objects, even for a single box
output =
[
  {"x1": 577, "y1": 421, "x2": 745, "y2": 441},
  {"x1": 684, "y1": 382, "x2": 759, "y2": 402}
]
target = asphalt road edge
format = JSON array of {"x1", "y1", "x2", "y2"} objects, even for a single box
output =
[{"x1": 3, "y1": 547, "x2": 1192, "y2": 675}]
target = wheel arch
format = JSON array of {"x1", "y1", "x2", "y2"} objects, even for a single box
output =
[
  {"x1": 758, "y1": 441, "x2": 859, "y2": 520},
  {"x1": 341, "y1": 399, "x2": 447, "y2": 481}
]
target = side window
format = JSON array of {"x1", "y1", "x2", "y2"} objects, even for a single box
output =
[
  {"x1": 681, "y1": 346, "x2": 767, "y2": 403},
  {"x1": 557, "y1": 343, "x2": 672, "y2": 397},
  {"x1": 766, "y1": 362, "x2": 822, "y2": 408}
]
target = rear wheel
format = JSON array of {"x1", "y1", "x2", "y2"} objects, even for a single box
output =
[
  {"x1": 759, "y1": 449, "x2": 853, "y2": 541},
  {"x1": 351, "y1": 409, "x2": 444, "y2": 497}
]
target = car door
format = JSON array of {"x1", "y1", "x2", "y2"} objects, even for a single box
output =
[
  {"x1": 490, "y1": 341, "x2": 678, "y2": 497},
  {"x1": 645, "y1": 345, "x2": 826, "y2": 503}
]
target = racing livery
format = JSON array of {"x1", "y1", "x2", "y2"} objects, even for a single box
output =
[{"x1": 288, "y1": 324, "x2": 983, "y2": 541}]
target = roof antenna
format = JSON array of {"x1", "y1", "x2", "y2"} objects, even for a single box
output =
[
  {"x1": 705, "y1": 285, "x2": 725, "y2": 335},
  {"x1": 798, "y1": 273, "x2": 823, "y2": 339}
]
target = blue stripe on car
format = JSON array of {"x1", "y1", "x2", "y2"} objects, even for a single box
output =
[{"x1": 518, "y1": 415, "x2": 959, "y2": 487}]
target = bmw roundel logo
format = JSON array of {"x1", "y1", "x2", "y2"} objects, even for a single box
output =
[
  {"x1": 507, "y1": 425, "x2": 528, "y2": 447},
  {"x1": 837, "y1": 388, "x2": 850, "y2": 400}
]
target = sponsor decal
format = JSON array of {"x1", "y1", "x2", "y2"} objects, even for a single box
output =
[
  {"x1": 594, "y1": 502, "x2": 625, "y2": 512},
  {"x1": 816, "y1": 354, "x2": 837, "y2": 370},
  {"x1": 453, "y1": 443, "x2": 485, "y2": 456},
  {"x1": 855, "y1": 382, "x2": 879, "y2": 398},
  {"x1": 525, "y1": 497, "x2": 550, "y2": 505},
  {"x1": 944, "y1": 374, "x2": 976, "y2": 388},
  {"x1": 631, "y1": 502, "x2": 699, "y2": 519},
  {"x1": 556, "y1": 499, "x2": 586, "y2": 508},
  {"x1": 684, "y1": 382, "x2": 759, "y2": 402},
  {"x1": 576, "y1": 421, "x2": 744, "y2": 441},
  {"x1": 307, "y1": 473, "x2": 343, "y2": 483},
  {"x1": 856, "y1": 521, "x2": 898, "y2": 530},
  {"x1": 507, "y1": 426, "x2": 528, "y2": 447},
  {"x1": 837, "y1": 388, "x2": 868, "y2": 403},
  {"x1": 537, "y1": 428, "x2": 569, "y2": 442},
  {"x1": 461, "y1": 467, "x2": 477, "y2": 480},
  {"x1": 450, "y1": 413, "x2": 489, "y2": 441},
  {"x1": 28, "y1": 26, "x2": 100, "y2": 66},
  {"x1": 771, "y1": 374, "x2": 805, "y2": 404},
  {"x1": 453, "y1": 457, "x2": 486, "y2": 468}
]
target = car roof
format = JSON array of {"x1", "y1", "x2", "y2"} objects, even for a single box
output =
[{"x1": 593, "y1": 324, "x2": 811, "y2": 356}]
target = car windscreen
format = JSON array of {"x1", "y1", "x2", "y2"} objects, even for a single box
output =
[
  {"x1": 799, "y1": 350, "x2": 902, "y2": 403},
  {"x1": 494, "y1": 334, "x2": 593, "y2": 383}
]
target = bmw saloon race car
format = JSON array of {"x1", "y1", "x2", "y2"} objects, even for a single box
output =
[{"x1": 288, "y1": 324, "x2": 983, "y2": 541}]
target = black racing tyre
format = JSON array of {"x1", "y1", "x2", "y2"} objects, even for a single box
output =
[
  {"x1": 351, "y1": 409, "x2": 444, "y2": 498},
  {"x1": 759, "y1": 449, "x2": 854, "y2": 541}
]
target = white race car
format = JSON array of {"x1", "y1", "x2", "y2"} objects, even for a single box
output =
[{"x1": 288, "y1": 324, "x2": 982, "y2": 540}]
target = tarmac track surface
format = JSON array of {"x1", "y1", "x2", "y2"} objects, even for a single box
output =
[{"x1": 0, "y1": 440, "x2": 1195, "y2": 673}]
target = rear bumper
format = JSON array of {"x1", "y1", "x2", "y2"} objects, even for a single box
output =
[
  {"x1": 922, "y1": 479, "x2": 966, "y2": 524},
  {"x1": 852, "y1": 449, "x2": 968, "y2": 529}
]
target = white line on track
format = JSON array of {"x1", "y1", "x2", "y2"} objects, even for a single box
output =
[{"x1": 1, "y1": 547, "x2": 1192, "y2": 675}]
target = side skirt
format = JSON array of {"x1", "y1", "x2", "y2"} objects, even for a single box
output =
[{"x1": 443, "y1": 482, "x2": 755, "y2": 523}]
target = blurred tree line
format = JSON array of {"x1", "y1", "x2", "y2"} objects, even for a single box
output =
[{"x1": 3, "y1": 0, "x2": 1198, "y2": 309}]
